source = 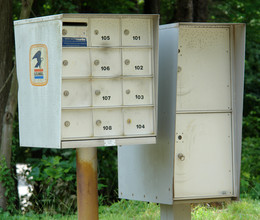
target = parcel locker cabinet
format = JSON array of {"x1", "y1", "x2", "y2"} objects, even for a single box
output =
[
  {"x1": 118, "y1": 23, "x2": 245, "y2": 204},
  {"x1": 14, "y1": 14, "x2": 159, "y2": 149}
]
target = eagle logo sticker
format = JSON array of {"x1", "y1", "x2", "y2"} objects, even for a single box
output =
[{"x1": 29, "y1": 44, "x2": 48, "y2": 86}]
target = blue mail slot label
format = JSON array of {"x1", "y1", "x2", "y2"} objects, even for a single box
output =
[{"x1": 62, "y1": 37, "x2": 87, "y2": 47}]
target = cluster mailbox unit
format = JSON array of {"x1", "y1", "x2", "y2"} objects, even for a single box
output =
[
  {"x1": 118, "y1": 23, "x2": 245, "y2": 204},
  {"x1": 14, "y1": 14, "x2": 159, "y2": 149}
]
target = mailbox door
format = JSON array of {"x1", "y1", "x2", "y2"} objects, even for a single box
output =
[
  {"x1": 91, "y1": 18, "x2": 120, "y2": 46},
  {"x1": 177, "y1": 27, "x2": 231, "y2": 111},
  {"x1": 122, "y1": 18, "x2": 151, "y2": 46},
  {"x1": 91, "y1": 48, "x2": 121, "y2": 77},
  {"x1": 93, "y1": 108, "x2": 123, "y2": 136},
  {"x1": 92, "y1": 79, "x2": 122, "y2": 106},
  {"x1": 123, "y1": 78, "x2": 153, "y2": 105},
  {"x1": 62, "y1": 49, "x2": 90, "y2": 77},
  {"x1": 123, "y1": 107, "x2": 154, "y2": 135},
  {"x1": 174, "y1": 113, "x2": 233, "y2": 198},
  {"x1": 61, "y1": 109, "x2": 93, "y2": 138},
  {"x1": 62, "y1": 79, "x2": 91, "y2": 107},
  {"x1": 122, "y1": 49, "x2": 152, "y2": 76}
]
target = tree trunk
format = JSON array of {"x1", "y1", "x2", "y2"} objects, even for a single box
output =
[
  {"x1": 144, "y1": 0, "x2": 160, "y2": 14},
  {"x1": 193, "y1": 0, "x2": 208, "y2": 22},
  {"x1": 0, "y1": 0, "x2": 34, "y2": 211}
]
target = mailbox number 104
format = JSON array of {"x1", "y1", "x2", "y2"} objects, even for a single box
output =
[{"x1": 136, "y1": 124, "x2": 145, "y2": 129}]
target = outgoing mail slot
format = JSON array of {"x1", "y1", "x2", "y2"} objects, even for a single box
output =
[
  {"x1": 91, "y1": 48, "x2": 121, "y2": 77},
  {"x1": 123, "y1": 107, "x2": 154, "y2": 135},
  {"x1": 93, "y1": 108, "x2": 123, "y2": 136},
  {"x1": 62, "y1": 49, "x2": 90, "y2": 77},
  {"x1": 122, "y1": 49, "x2": 152, "y2": 76},
  {"x1": 62, "y1": 79, "x2": 92, "y2": 107},
  {"x1": 92, "y1": 79, "x2": 122, "y2": 106},
  {"x1": 61, "y1": 109, "x2": 93, "y2": 139},
  {"x1": 91, "y1": 18, "x2": 120, "y2": 46},
  {"x1": 122, "y1": 18, "x2": 151, "y2": 46},
  {"x1": 123, "y1": 78, "x2": 153, "y2": 105}
]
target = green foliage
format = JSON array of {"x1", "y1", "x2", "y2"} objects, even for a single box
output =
[
  {"x1": 192, "y1": 199, "x2": 260, "y2": 220},
  {"x1": 241, "y1": 137, "x2": 260, "y2": 199},
  {"x1": 0, "y1": 157, "x2": 18, "y2": 214},
  {"x1": 26, "y1": 150, "x2": 77, "y2": 214}
]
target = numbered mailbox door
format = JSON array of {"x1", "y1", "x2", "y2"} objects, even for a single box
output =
[
  {"x1": 62, "y1": 79, "x2": 92, "y2": 107},
  {"x1": 123, "y1": 78, "x2": 153, "y2": 105},
  {"x1": 61, "y1": 109, "x2": 93, "y2": 139},
  {"x1": 122, "y1": 49, "x2": 152, "y2": 76},
  {"x1": 122, "y1": 18, "x2": 151, "y2": 46},
  {"x1": 91, "y1": 18, "x2": 120, "y2": 46},
  {"x1": 62, "y1": 49, "x2": 90, "y2": 77},
  {"x1": 123, "y1": 107, "x2": 154, "y2": 135},
  {"x1": 91, "y1": 49, "x2": 121, "y2": 77},
  {"x1": 93, "y1": 108, "x2": 123, "y2": 136},
  {"x1": 92, "y1": 79, "x2": 122, "y2": 106}
]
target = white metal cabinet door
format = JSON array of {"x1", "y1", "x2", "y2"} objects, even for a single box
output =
[
  {"x1": 93, "y1": 108, "x2": 123, "y2": 136},
  {"x1": 123, "y1": 107, "x2": 154, "y2": 135},
  {"x1": 62, "y1": 49, "x2": 90, "y2": 77},
  {"x1": 122, "y1": 49, "x2": 152, "y2": 76},
  {"x1": 92, "y1": 79, "x2": 122, "y2": 106},
  {"x1": 122, "y1": 19, "x2": 151, "y2": 46},
  {"x1": 177, "y1": 27, "x2": 231, "y2": 111},
  {"x1": 91, "y1": 48, "x2": 121, "y2": 77},
  {"x1": 123, "y1": 78, "x2": 153, "y2": 105},
  {"x1": 61, "y1": 110, "x2": 93, "y2": 139},
  {"x1": 174, "y1": 113, "x2": 233, "y2": 199},
  {"x1": 62, "y1": 79, "x2": 92, "y2": 107},
  {"x1": 91, "y1": 18, "x2": 120, "y2": 46}
]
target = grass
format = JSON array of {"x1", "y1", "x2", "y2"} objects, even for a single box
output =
[{"x1": 0, "y1": 198, "x2": 259, "y2": 219}]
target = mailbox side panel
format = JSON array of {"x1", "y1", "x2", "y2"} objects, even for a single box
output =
[
  {"x1": 118, "y1": 24, "x2": 179, "y2": 205},
  {"x1": 231, "y1": 24, "x2": 246, "y2": 200},
  {"x1": 15, "y1": 19, "x2": 62, "y2": 148}
]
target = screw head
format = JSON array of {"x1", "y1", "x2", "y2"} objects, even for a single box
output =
[
  {"x1": 96, "y1": 120, "x2": 101, "y2": 126},
  {"x1": 95, "y1": 90, "x2": 101, "y2": 96},
  {"x1": 124, "y1": 29, "x2": 129, "y2": 35},
  {"x1": 94, "y1": 30, "x2": 99, "y2": 35},
  {"x1": 124, "y1": 59, "x2": 130, "y2": 65},
  {"x1": 177, "y1": 66, "x2": 182, "y2": 72},
  {"x1": 125, "y1": 89, "x2": 130, "y2": 95},
  {"x1": 178, "y1": 135, "x2": 182, "y2": 140},
  {"x1": 62, "y1": 29, "x2": 67, "y2": 36},
  {"x1": 63, "y1": 60, "x2": 68, "y2": 66},
  {"x1": 64, "y1": 121, "x2": 70, "y2": 127},
  {"x1": 63, "y1": 90, "x2": 69, "y2": 96},
  {"x1": 94, "y1": 60, "x2": 100, "y2": 66}
]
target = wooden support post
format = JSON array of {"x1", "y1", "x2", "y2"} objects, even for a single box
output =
[{"x1": 76, "y1": 148, "x2": 99, "y2": 220}]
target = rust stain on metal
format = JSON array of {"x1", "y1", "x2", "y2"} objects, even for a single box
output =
[{"x1": 76, "y1": 149, "x2": 98, "y2": 220}]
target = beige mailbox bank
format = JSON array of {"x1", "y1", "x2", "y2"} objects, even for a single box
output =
[
  {"x1": 14, "y1": 14, "x2": 159, "y2": 149},
  {"x1": 118, "y1": 23, "x2": 245, "y2": 217}
]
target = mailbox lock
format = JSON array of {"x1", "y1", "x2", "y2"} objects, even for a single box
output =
[
  {"x1": 124, "y1": 29, "x2": 130, "y2": 35},
  {"x1": 62, "y1": 29, "x2": 67, "y2": 36},
  {"x1": 178, "y1": 153, "x2": 185, "y2": 161},
  {"x1": 124, "y1": 59, "x2": 130, "y2": 65},
  {"x1": 125, "y1": 89, "x2": 131, "y2": 95},
  {"x1": 95, "y1": 90, "x2": 101, "y2": 96},
  {"x1": 96, "y1": 120, "x2": 102, "y2": 126},
  {"x1": 94, "y1": 30, "x2": 99, "y2": 35},
  {"x1": 63, "y1": 60, "x2": 68, "y2": 66},
  {"x1": 64, "y1": 121, "x2": 70, "y2": 127},
  {"x1": 94, "y1": 60, "x2": 100, "y2": 66},
  {"x1": 178, "y1": 135, "x2": 182, "y2": 140},
  {"x1": 63, "y1": 90, "x2": 69, "y2": 96},
  {"x1": 127, "y1": 119, "x2": 131, "y2": 124}
]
